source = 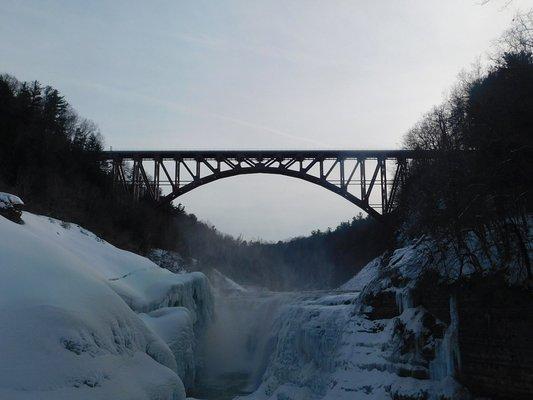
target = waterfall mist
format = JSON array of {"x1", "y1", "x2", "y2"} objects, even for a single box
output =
[{"x1": 192, "y1": 271, "x2": 300, "y2": 398}]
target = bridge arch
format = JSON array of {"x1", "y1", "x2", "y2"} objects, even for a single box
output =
[{"x1": 159, "y1": 165, "x2": 381, "y2": 219}]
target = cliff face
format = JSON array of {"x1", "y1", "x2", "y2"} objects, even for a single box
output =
[
  {"x1": 416, "y1": 277, "x2": 533, "y2": 399},
  {"x1": 356, "y1": 238, "x2": 533, "y2": 400},
  {"x1": 455, "y1": 279, "x2": 533, "y2": 400}
]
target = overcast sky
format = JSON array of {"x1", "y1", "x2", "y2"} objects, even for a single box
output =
[{"x1": 1, "y1": 0, "x2": 530, "y2": 240}]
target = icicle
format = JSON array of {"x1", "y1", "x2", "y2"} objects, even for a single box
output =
[
  {"x1": 429, "y1": 293, "x2": 461, "y2": 380},
  {"x1": 396, "y1": 288, "x2": 413, "y2": 314}
]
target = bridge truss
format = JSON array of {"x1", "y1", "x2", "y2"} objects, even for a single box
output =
[{"x1": 102, "y1": 150, "x2": 427, "y2": 219}]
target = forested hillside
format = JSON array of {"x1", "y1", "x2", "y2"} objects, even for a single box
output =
[
  {"x1": 0, "y1": 74, "x2": 191, "y2": 253},
  {"x1": 0, "y1": 74, "x2": 388, "y2": 289},
  {"x1": 396, "y1": 15, "x2": 532, "y2": 282}
]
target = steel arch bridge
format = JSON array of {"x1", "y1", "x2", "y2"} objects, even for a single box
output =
[{"x1": 102, "y1": 150, "x2": 431, "y2": 220}]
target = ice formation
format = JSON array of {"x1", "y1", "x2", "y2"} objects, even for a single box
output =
[
  {"x1": 0, "y1": 211, "x2": 214, "y2": 400},
  {"x1": 140, "y1": 307, "x2": 196, "y2": 389},
  {"x1": 0, "y1": 206, "x2": 497, "y2": 400}
]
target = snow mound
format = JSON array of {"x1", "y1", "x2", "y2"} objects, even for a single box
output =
[
  {"x1": 0, "y1": 212, "x2": 185, "y2": 400},
  {"x1": 18, "y1": 213, "x2": 214, "y2": 333}
]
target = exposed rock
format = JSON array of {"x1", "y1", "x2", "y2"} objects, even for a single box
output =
[
  {"x1": 147, "y1": 248, "x2": 186, "y2": 273},
  {"x1": 361, "y1": 289, "x2": 400, "y2": 320}
]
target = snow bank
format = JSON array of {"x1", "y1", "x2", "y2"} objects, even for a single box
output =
[{"x1": 0, "y1": 212, "x2": 186, "y2": 400}]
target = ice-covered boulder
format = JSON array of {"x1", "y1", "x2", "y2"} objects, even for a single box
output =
[{"x1": 0, "y1": 212, "x2": 185, "y2": 400}]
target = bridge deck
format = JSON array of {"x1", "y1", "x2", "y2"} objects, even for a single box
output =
[{"x1": 101, "y1": 149, "x2": 430, "y2": 160}]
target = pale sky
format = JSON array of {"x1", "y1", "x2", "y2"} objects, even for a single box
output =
[{"x1": 1, "y1": 0, "x2": 530, "y2": 240}]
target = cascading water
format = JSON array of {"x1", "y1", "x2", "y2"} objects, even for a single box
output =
[
  {"x1": 187, "y1": 252, "x2": 464, "y2": 400},
  {"x1": 190, "y1": 271, "x2": 301, "y2": 399}
]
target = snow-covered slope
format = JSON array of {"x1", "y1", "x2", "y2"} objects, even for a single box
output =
[
  {"x1": 0, "y1": 212, "x2": 214, "y2": 400},
  {"x1": 20, "y1": 214, "x2": 214, "y2": 328}
]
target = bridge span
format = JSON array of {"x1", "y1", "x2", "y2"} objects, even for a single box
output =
[{"x1": 101, "y1": 149, "x2": 431, "y2": 219}]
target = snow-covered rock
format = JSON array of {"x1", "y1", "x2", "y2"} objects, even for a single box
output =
[
  {"x1": 0, "y1": 191, "x2": 24, "y2": 222},
  {"x1": 0, "y1": 212, "x2": 185, "y2": 399},
  {"x1": 0, "y1": 191, "x2": 24, "y2": 207},
  {"x1": 0, "y1": 212, "x2": 215, "y2": 400}
]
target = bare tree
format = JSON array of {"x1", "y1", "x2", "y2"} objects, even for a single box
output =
[{"x1": 497, "y1": 10, "x2": 533, "y2": 53}]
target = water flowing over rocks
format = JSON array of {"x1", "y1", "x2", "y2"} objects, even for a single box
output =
[{"x1": 232, "y1": 290, "x2": 465, "y2": 400}]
